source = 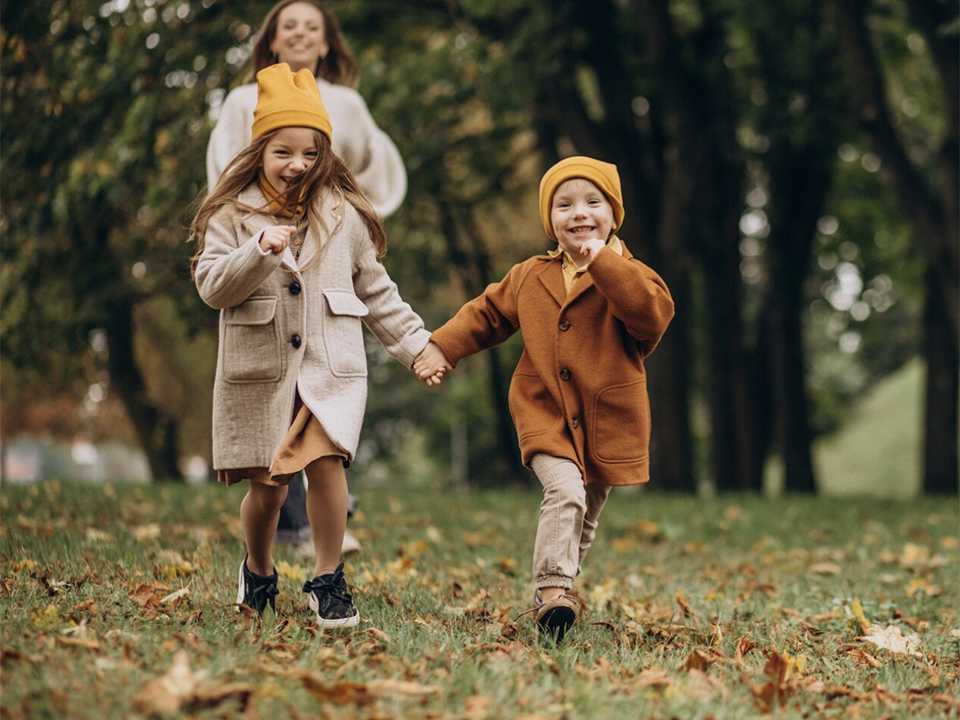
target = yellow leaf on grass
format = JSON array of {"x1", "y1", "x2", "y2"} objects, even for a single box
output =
[
  {"x1": 276, "y1": 560, "x2": 308, "y2": 581},
  {"x1": 809, "y1": 562, "x2": 842, "y2": 575},
  {"x1": 899, "y1": 543, "x2": 930, "y2": 568},
  {"x1": 905, "y1": 577, "x2": 942, "y2": 597},
  {"x1": 32, "y1": 604, "x2": 61, "y2": 629},
  {"x1": 849, "y1": 597, "x2": 871, "y2": 632}
]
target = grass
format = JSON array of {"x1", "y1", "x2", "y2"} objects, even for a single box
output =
[
  {"x1": 815, "y1": 358, "x2": 927, "y2": 498},
  {"x1": 1, "y1": 481, "x2": 957, "y2": 719}
]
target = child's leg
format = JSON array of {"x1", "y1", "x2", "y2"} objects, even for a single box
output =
[
  {"x1": 530, "y1": 453, "x2": 588, "y2": 601},
  {"x1": 303, "y1": 456, "x2": 349, "y2": 578},
  {"x1": 577, "y1": 483, "x2": 612, "y2": 574},
  {"x1": 241, "y1": 481, "x2": 289, "y2": 575}
]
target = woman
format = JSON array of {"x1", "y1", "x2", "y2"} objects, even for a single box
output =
[
  {"x1": 206, "y1": 0, "x2": 407, "y2": 218},
  {"x1": 207, "y1": 0, "x2": 409, "y2": 555}
]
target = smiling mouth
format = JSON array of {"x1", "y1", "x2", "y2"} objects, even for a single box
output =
[{"x1": 568, "y1": 226, "x2": 595, "y2": 235}]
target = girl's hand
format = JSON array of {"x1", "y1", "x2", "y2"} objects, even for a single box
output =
[
  {"x1": 259, "y1": 225, "x2": 297, "y2": 254},
  {"x1": 579, "y1": 238, "x2": 606, "y2": 262},
  {"x1": 414, "y1": 342, "x2": 452, "y2": 386}
]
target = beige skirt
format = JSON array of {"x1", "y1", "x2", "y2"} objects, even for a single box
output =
[{"x1": 217, "y1": 396, "x2": 348, "y2": 487}]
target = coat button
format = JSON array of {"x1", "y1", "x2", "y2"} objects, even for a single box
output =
[
  {"x1": 560, "y1": 368, "x2": 571, "y2": 381},
  {"x1": 559, "y1": 319, "x2": 570, "y2": 331},
  {"x1": 289, "y1": 281, "x2": 301, "y2": 295},
  {"x1": 291, "y1": 334, "x2": 302, "y2": 349},
  {"x1": 571, "y1": 417, "x2": 579, "y2": 429}
]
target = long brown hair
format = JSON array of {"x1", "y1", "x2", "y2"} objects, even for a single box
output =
[
  {"x1": 190, "y1": 129, "x2": 386, "y2": 275},
  {"x1": 251, "y1": 0, "x2": 359, "y2": 88}
]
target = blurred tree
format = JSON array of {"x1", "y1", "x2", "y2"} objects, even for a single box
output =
[
  {"x1": 830, "y1": 0, "x2": 958, "y2": 492},
  {"x1": 0, "y1": 0, "x2": 249, "y2": 480}
]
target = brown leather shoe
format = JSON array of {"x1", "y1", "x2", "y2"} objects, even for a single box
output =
[{"x1": 535, "y1": 594, "x2": 580, "y2": 643}]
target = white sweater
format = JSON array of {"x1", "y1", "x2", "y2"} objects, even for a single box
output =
[{"x1": 206, "y1": 77, "x2": 407, "y2": 217}]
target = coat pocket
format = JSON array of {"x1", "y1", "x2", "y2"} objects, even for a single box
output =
[
  {"x1": 592, "y1": 380, "x2": 650, "y2": 463},
  {"x1": 323, "y1": 290, "x2": 370, "y2": 378},
  {"x1": 222, "y1": 296, "x2": 282, "y2": 383}
]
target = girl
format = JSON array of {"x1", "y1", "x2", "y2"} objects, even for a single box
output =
[
  {"x1": 207, "y1": 0, "x2": 408, "y2": 557},
  {"x1": 191, "y1": 63, "x2": 437, "y2": 627}
]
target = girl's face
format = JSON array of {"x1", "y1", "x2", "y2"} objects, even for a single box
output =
[
  {"x1": 269, "y1": 2, "x2": 328, "y2": 73},
  {"x1": 550, "y1": 178, "x2": 615, "y2": 257},
  {"x1": 261, "y1": 127, "x2": 319, "y2": 193}
]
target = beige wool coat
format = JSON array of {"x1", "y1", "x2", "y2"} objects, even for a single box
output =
[
  {"x1": 431, "y1": 244, "x2": 674, "y2": 486},
  {"x1": 195, "y1": 184, "x2": 431, "y2": 472}
]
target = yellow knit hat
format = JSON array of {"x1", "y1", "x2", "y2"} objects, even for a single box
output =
[
  {"x1": 252, "y1": 63, "x2": 332, "y2": 141},
  {"x1": 539, "y1": 156, "x2": 624, "y2": 240}
]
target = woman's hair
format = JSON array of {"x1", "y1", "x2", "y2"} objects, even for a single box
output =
[
  {"x1": 251, "y1": 0, "x2": 359, "y2": 88},
  {"x1": 190, "y1": 129, "x2": 386, "y2": 274}
]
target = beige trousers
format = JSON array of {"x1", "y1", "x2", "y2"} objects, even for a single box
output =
[{"x1": 530, "y1": 453, "x2": 612, "y2": 590}]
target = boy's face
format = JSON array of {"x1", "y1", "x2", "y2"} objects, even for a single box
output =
[
  {"x1": 550, "y1": 178, "x2": 615, "y2": 257},
  {"x1": 261, "y1": 126, "x2": 319, "y2": 194}
]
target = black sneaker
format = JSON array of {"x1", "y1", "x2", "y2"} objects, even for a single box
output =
[
  {"x1": 235, "y1": 557, "x2": 279, "y2": 616},
  {"x1": 302, "y1": 562, "x2": 359, "y2": 628}
]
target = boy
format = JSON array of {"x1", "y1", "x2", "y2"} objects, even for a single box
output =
[{"x1": 414, "y1": 156, "x2": 674, "y2": 641}]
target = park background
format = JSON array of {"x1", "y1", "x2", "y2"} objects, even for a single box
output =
[
  {"x1": 1, "y1": 3, "x2": 958, "y2": 719},
  {"x1": 1, "y1": 0, "x2": 957, "y2": 497}
]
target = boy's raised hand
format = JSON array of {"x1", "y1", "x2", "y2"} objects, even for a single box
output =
[
  {"x1": 259, "y1": 225, "x2": 297, "y2": 254},
  {"x1": 579, "y1": 237, "x2": 606, "y2": 262},
  {"x1": 414, "y1": 342, "x2": 452, "y2": 387}
]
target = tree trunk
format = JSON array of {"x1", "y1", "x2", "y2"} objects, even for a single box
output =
[
  {"x1": 437, "y1": 200, "x2": 525, "y2": 485},
  {"x1": 922, "y1": 267, "x2": 959, "y2": 493},
  {"x1": 105, "y1": 300, "x2": 183, "y2": 482}
]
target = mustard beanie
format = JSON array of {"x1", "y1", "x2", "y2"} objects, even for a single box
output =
[
  {"x1": 539, "y1": 156, "x2": 624, "y2": 240},
  {"x1": 252, "y1": 63, "x2": 332, "y2": 141}
]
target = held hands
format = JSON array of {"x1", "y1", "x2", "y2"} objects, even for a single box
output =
[
  {"x1": 259, "y1": 225, "x2": 297, "y2": 254},
  {"x1": 414, "y1": 342, "x2": 452, "y2": 387},
  {"x1": 580, "y1": 238, "x2": 606, "y2": 262}
]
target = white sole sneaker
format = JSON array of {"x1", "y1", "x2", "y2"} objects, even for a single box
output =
[{"x1": 307, "y1": 593, "x2": 360, "y2": 628}]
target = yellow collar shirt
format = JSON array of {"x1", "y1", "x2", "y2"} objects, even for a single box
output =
[{"x1": 548, "y1": 235, "x2": 624, "y2": 296}]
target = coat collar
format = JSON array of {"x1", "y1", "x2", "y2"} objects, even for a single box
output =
[
  {"x1": 235, "y1": 184, "x2": 341, "y2": 273},
  {"x1": 533, "y1": 238, "x2": 635, "y2": 308}
]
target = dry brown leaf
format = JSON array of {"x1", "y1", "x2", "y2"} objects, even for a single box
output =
[
  {"x1": 133, "y1": 650, "x2": 200, "y2": 715},
  {"x1": 675, "y1": 593, "x2": 696, "y2": 618},
  {"x1": 808, "y1": 562, "x2": 842, "y2": 575},
  {"x1": 635, "y1": 669, "x2": 672, "y2": 689},
  {"x1": 734, "y1": 635, "x2": 756, "y2": 664}
]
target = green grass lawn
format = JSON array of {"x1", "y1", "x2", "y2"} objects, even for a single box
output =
[
  {"x1": 1, "y1": 481, "x2": 957, "y2": 719},
  {"x1": 815, "y1": 359, "x2": 928, "y2": 498}
]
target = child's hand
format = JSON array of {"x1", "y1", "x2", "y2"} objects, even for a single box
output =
[
  {"x1": 579, "y1": 238, "x2": 606, "y2": 262},
  {"x1": 259, "y1": 225, "x2": 297, "y2": 254},
  {"x1": 414, "y1": 342, "x2": 452, "y2": 387}
]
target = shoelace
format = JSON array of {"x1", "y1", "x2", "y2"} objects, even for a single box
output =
[
  {"x1": 247, "y1": 578, "x2": 279, "y2": 611},
  {"x1": 303, "y1": 569, "x2": 353, "y2": 607},
  {"x1": 513, "y1": 593, "x2": 579, "y2": 622}
]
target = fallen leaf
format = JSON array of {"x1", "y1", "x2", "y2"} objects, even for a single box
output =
[
  {"x1": 848, "y1": 597, "x2": 871, "y2": 632},
  {"x1": 366, "y1": 679, "x2": 441, "y2": 696},
  {"x1": 809, "y1": 562, "x2": 841, "y2": 575},
  {"x1": 160, "y1": 587, "x2": 190, "y2": 605},
  {"x1": 133, "y1": 650, "x2": 200, "y2": 715},
  {"x1": 860, "y1": 624, "x2": 921, "y2": 656}
]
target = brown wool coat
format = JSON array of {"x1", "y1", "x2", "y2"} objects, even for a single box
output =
[
  {"x1": 194, "y1": 184, "x2": 430, "y2": 471},
  {"x1": 431, "y1": 244, "x2": 674, "y2": 486}
]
